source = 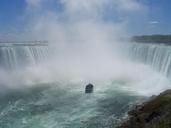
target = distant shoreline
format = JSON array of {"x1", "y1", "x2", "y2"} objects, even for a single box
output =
[{"x1": 131, "y1": 35, "x2": 171, "y2": 45}]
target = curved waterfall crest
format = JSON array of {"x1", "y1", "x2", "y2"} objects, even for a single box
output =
[
  {"x1": 0, "y1": 41, "x2": 49, "y2": 69},
  {"x1": 128, "y1": 42, "x2": 171, "y2": 78}
]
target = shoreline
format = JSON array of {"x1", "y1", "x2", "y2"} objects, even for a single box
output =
[
  {"x1": 131, "y1": 35, "x2": 171, "y2": 46},
  {"x1": 118, "y1": 89, "x2": 171, "y2": 128}
]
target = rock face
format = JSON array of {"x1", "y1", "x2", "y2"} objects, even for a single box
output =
[
  {"x1": 119, "y1": 90, "x2": 171, "y2": 128},
  {"x1": 85, "y1": 83, "x2": 94, "y2": 93}
]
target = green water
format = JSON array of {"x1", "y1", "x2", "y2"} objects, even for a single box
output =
[{"x1": 0, "y1": 81, "x2": 144, "y2": 128}]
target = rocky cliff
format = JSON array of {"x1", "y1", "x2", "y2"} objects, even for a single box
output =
[{"x1": 119, "y1": 90, "x2": 171, "y2": 128}]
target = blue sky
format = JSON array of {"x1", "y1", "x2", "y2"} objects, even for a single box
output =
[
  {"x1": 0, "y1": 0, "x2": 26, "y2": 32},
  {"x1": 0, "y1": 0, "x2": 171, "y2": 36},
  {"x1": 130, "y1": 0, "x2": 171, "y2": 35}
]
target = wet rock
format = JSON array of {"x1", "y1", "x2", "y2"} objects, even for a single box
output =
[
  {"x1": 145, "y1": 111, "x2": 160, "y2": 123},
  {"x1": 85, "y1": 83, "x2": 94, "y2": 93},
  {"x1": 118, "y1": 89, "x2": 171, "y2": 128}
]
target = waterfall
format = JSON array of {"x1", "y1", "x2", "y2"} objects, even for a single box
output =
[
  {"x1": 128, "y1": 42, "x2": 171, "y2": 79},
  {"x1": 0, "y1": 41, "x2": 170, "y2": 128},
  {"x1": 0, "y1": 44, "x2": 49, "y2": 69},
  {"x1": 1, "y1": 41, "x2": 171, "y2": 79}
]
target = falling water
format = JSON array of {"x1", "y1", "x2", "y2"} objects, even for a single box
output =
[
  {"x1": 128, "y1": 42, "x2": 171, "y2": 79},
  {"x1": 0, "y1": 41, "x2": 170, "y2": 128},
  {"x1": 0, "y1": 43, "x2": 49, "y2": 69}
]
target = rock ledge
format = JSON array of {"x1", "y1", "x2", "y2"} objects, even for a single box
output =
[{"x1": 119, "y1": 90, "x2": 171, "y2": 128}]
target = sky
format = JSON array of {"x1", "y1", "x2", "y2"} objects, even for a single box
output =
[{"x1": 0, "y1": 0, "x2": 171, "y2": 38}]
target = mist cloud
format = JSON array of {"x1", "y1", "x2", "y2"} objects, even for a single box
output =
[
  {"x1": 24, "y1": 0, "x2": 146, "y2": 41},
  {"x1": 1, "y1": 0, "x2": 166, "y2": 97},
  {"x1": 26, "y1": 0, "x2": 145, "y2": 13},
  {"x1": 22, "y1": 0, "x2": 147, "y2": 76}
]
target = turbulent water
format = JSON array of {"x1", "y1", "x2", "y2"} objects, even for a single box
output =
[
  {"x1": 0, "y1": 42, "x2": 170, "y2": 128},
  {"x1": 0, "y1": 82, "x2": 144, "y2": 128}
]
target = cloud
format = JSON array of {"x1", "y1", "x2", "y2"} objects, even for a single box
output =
[
  {"x1": 61, "y1": 0, "x2": 144, "y2": 11},
  {"x1": 149, "y1": 21, "x2": 160, "y2": 24},
  {"x1": 114, "y1": 0, "x2": 145, "y2": 12},
  {"x1": 60, "y1": 0, "x2": 145, "y2": 18},
  {"x1": 25, "y1": 0, "x2": 42, "y2": 7},
  {"x1": 60, "y1": 0, "x2": 107, "y2": 19},
  {"x1": 23, "y1": 0, "x2": 146, "y2": 41},
  {"x1": 25, "y1": 0, "x2": 145, "y2": 16}
]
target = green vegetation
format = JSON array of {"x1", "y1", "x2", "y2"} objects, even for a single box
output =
[
  {"x1": 119, "y1": 90, "x2": 171, "y2": 128},
  {"x1": 132, "y1": 35, "x2": 171, "y2": 45}
]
